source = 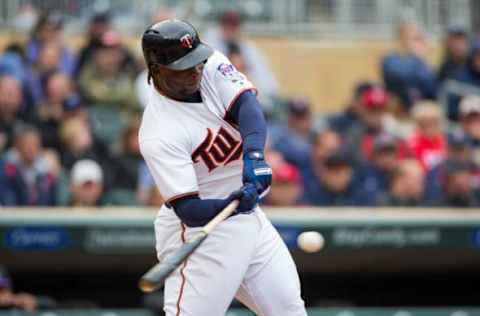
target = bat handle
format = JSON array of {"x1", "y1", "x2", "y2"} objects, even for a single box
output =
[{"x1": 202, "y1": 200, "x2": 239, "y2": 234}]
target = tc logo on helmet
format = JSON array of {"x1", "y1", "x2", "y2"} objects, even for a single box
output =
[{"x1": 180, "y1": 34, "x2": 194, "y2": 49}]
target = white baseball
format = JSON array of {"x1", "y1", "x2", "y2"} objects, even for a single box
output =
[{"x1": 297, "y1": 231, "x2": 325, "y2": 253}]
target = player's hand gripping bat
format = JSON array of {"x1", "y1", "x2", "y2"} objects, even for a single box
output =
[{"x1": 138, "y1": 199, "x2": 240, "y2": 292}]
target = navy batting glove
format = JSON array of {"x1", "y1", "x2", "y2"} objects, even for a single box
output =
[
  {"x1": 227, "y1": 183, "x2": 258, "y2": 214},
  {"x1": 243, "y1": 151, "x2": 272, "y2": 198}
]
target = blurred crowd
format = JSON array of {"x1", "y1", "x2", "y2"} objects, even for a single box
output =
[{"x1": 0, "y1": 7, "x2": 480, "y2": 209}]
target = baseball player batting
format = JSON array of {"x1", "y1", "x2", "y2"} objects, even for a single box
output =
[{"x1": 139, "y1": 19, "x2": 307, "y2": 316}]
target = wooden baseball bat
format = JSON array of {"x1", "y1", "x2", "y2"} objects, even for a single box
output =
[{"x1": 138, "y1": 199, "x2": 239, "y2": 293}]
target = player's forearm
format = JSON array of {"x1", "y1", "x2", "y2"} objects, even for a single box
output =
[
  {"x1": 232, "y1": 91, "x2": 267, "y2": 154},
  {"x1": 169, "y1": 195, "x2": 233, "y2": 227}
]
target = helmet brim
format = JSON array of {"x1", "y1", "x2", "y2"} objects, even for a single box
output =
[{"x1": 165, "y1": 43, "x2": 214, "y2": 71}]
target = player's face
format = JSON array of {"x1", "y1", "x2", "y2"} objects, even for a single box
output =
[{"x1": 154, "y1": 62, "x2": 205, "y2": 100}]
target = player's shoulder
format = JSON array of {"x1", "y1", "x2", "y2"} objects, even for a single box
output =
[
  {"x1": 203, "y1": 50, "x2": 234, "y2": 78},
  {"x1": 203, "y1": 50, "x2": 248, "y2": 85},
  {"x1": 139, "y1": 98, "x2": 184, "y2": 144}
]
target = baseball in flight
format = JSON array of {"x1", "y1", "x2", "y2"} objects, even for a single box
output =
[{"x1": 297, "y1": 231, "x2": 325, "y2": 253}]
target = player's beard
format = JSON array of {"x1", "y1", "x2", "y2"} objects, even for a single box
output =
[{"x1": 159, "y1": 78, "x2": 200, "y2": 101}]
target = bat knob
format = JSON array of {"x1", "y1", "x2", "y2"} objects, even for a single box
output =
[{"x1": 139, "y1": 279, "x2": 158, "y2": 293}]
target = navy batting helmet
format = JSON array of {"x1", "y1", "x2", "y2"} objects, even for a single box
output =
[{"x1": 142, "y1": 19, "x2": 213, "y2": 71}]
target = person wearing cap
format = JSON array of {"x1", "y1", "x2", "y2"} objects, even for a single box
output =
[
  {"x1": 76, "y1": 12, "x2": 112, "y2": 76},
  {"x1": 69, "y1": 159, "x2": 104, "y2": 207},
  {"x1": 454, "y1": 40, "x2": 480, "y2": 88},
  {"x1": 26, "y1": 12, "x2": 75, "y2": 75},
  {"x1": 459, "y1": 95, "x2": 480, "y2": 144},
  {"x1": 423, "y1": 129, "x2": 476, "y2": 201},
  {"x1": 263, "y1": 148, "x2": 301, "y2": 206},
  {"x1": 342, "y1": 85, "x2": 390, "y2": 163},
  {"x1": 446, "y1": 41, "x2": 480, "y2": 120},
  {"x1": 327, "y1": 81, "x2": 376, "y2": 136},
  {"x1": 406, "y1": 101, "x2": 446, "y2": 172},
  {"x1": 438, "y1": 27, "x2": 470, "y2": 84},
  {"x1": 425, "y1": 158, "x2": 480, "y2": 207},
  {"x1": 203, "y1": 10, "x2": 279, "y2": 97},
  {"x1": 300, "y1": 149, "x2": 367, "y2": 206},
  {"x1": 457, "y1": 95, "x2": 480, "y2": 168},
  {"x1": 76, "y1": 11, "x2": 137, "y2": 77},
  {"x1": 271, "y1": 97, "x2": 312, "y2": 169},
  {"x1": 78, "y1": 30, "x2": 139, "y2": 112},
  {"x1": 356, "y1": 132, "x2": 403, "y2": 205}
]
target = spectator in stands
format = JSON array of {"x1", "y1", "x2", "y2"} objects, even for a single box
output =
[
  {"x1": 2, "y1": 124, "x2": 57, "y2": 206},
  {"x1": 267, "y1": 163, "x2": 301, "y2": 206},
  {"x1": 381, "y1": 22, "x2": 436, "y2": 110},
  {"x1": 272, "y1": 98, "x2": 312, "y2": 169},
  {"x1": 453, "y1": 41, "x2": 480, "y2": 86},
  {"x1": 328, "y1": 82, "x2": 375, "y2": 135},
  {"x1": 406, "y1": 101, "x2": 446, "y2": 172},
  {"x1": 438, "y1": 27, "x2": 470, "y2": 84},
  {"x1": 76, "y1": 12, "x2": 137, "y2": 77},
  {"x1": 76, "y1": 12, "x2": 111, "y2": 75},
  {"x1": 59, "y1": 116, "x2": 113, "y2": 186},
  {"x1": 357, "y1": 132, "x2": 401, "y2": 205},
  {"x1": 25, "y1": 12, "x2": 75, "y2": 75},
  {"x1": 31, "y1": 72, "x2": 82, "y2": 152},
  {"x1": 78, "y1": 30, "x2": 138, "y2": 112},
  {"x1": 446, "y1": 41, "x2": 480, "y2": 120},
  {"x1": 305, "y1": 128, "x2": 342, "y2": 180},
  {"x1": 424, "y1": 130, "x2": 473, "y2": 200},
  {"x1": 203, "y1": 10, "x2": 278, "y2": 97},
  {"x1": 378, "y1": 159, "x2": 425, "y2": 206},
  {"x1": 342, "y1": 85, "x2": 390, "y2": 163},
  {"x1": 300, "y1": 150, "x2": 366, "y2": 206},
  {"x1": 0, "y1": 44, "x2": 26, "y2": 82},
  {"x1": 0, "y1": 76, "x2": 24, "y2": 152},
  {"x1": 0, "y1": 266, "x2": 38, "y2": 312},
  {"x1": 69, "y1": 159, "x2": 104, "y2": 207},
  {"x1": 264, "y1": 148, "x2": 301, "y2": 206},
  {"x1": 458, "y1": 96, "x2": 480, "y2": 158},
  {"x1": 112, "y1": 117, "x2": 142, "y2": 191},
  {"x1": 23, "y1": 42, "x2": 64, "y2": 108},
  {"x1": 426, "y1": 159, "x2": 480, "y2": 207}
]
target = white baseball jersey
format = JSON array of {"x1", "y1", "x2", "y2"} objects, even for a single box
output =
[
  {"x1": 139, "y1": 51, "x2": 256, "y2": 203},
  {"x1": 138, "y1": 50, "x2": 306, "y2": 316}
]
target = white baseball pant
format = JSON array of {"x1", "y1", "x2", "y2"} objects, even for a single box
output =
[{"x1": 154, "y1": 205, "x2": 307, "y2": 316}]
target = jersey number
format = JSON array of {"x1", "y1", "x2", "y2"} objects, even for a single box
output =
[{"x1": 192, "y1": 127, "x2": 242, "y2": 172}]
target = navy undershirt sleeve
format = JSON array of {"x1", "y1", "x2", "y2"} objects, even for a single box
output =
[
  {"x1": 170, "y1": 195, "x2": 234, "y2": 227},
  {"x1": 230, "y1": 90, "x2": 267, "y2": 154}
]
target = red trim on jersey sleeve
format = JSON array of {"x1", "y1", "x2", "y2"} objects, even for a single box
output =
[
  {"x1": 223, "y1": 87, "x2": 258, "y2": 129},
  {"x1": 166, "y1": 191, "x2": 200, "y2": 204},
  {"x1": 225, "y1": 87, "x2": 258, "y2": 113}
]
